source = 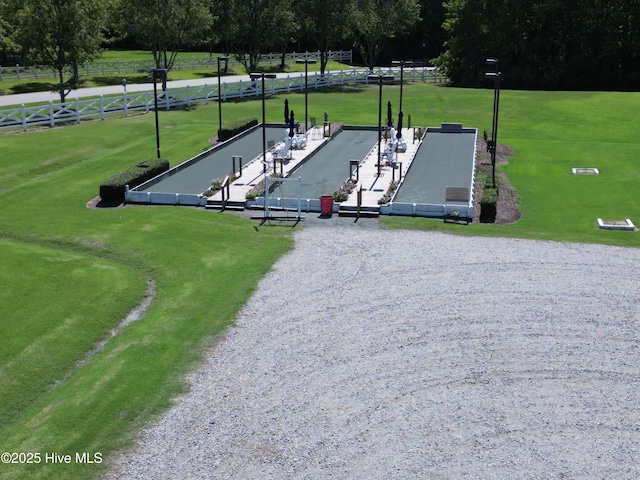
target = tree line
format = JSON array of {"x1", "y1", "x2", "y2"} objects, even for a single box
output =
[
  {"x1": 0, "y1": 0, "x2": 429, "y2": 102},
  {"x1": 434, "y1": 0, "x2": 640, "y2": 91},
  {"x1": 2, "y1": 0, "x2": 638, "y2": 100}
]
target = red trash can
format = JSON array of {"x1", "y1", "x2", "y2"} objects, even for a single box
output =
[{"x1": 320, "y1": 195, "x2": 334, "y2": 216}]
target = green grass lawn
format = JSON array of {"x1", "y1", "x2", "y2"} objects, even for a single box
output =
[
  {"x1": 0, "y1": 83, "x2": 638, "y2": 479},
  {"x1": 380, "y1": 88, "x2": 640, "y2": 247},
  {"x1": 0, "y1": 48, "x2": 353, "y2": 95},
  {"x1": 0, "y1": 110, "x2": 293, "y2": 480}
]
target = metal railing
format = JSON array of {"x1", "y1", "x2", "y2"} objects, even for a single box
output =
[{"x1": 0, "y1": 66, "x2": 445, "y2": 131}]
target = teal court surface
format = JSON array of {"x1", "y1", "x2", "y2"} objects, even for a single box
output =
[{"x1": 126, "y1": 122, "x2": 477, "y2": 219}]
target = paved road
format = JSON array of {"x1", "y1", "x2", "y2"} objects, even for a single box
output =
[
  {"x1": 0, "y1": 67, "x2": 430, "y2": 108},
  {"x1": 0, "y1": 72, "x2": 299, "y2": 107}
]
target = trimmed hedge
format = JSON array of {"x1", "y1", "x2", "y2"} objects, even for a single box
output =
[
  {"x1": 480, "y1": 187, "x2": 498, "y2": 223},
  {"x1": 218, "y1": 117, "x2": 258, "y2": 141},
  {"x1": 99, "y1": 158, "x2": 170, "y2": 203}
]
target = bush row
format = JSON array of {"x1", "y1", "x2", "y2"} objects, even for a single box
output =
[
  {"x1": 218, "y1": 117, "x2": 258, "y2": 141},
  {"x1": 99, "y1": 158, "x2": 170, "y2": 204},
  {"x1": 480, "y1": 177, "x2": 499, "y2": 223}
]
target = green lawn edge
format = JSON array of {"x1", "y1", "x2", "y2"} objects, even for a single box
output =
[{"x1": 1, "y1": 83, "x2": 639, "y2": 479}]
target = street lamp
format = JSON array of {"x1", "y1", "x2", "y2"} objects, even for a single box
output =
[
  {"x1": 152, "y1": 68, "x2": 167, "y2": 159},
  {"x1": 295, "y1": 58, "x2": 318, "y2": 131},
  {"x1": 392, "y1": 60, "x2": 413, "y2": 113},
  {"x1": 485, "y1": 58, "x2": 501, "y2": 188},
  {"x1": 249, "y1": 72, "x2": 277, "y2": 174},
  {"x1": 368, "y1": 74, "x2": 394, "y2": 176},
  {"x1": 217, "y1": 56, "x2": 229, "y2": 139}
]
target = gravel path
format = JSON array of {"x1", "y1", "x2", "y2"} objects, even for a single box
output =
[{"x1": 105, "y1": 227, "x2": 640, "y2": 479}]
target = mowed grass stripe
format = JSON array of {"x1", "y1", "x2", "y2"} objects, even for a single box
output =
[{"x1": 0, "y1": 238, "x2": 146, "y2": 432}]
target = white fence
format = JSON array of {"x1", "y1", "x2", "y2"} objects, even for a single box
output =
[
  {"x1": 0, "y1": 50, "x2": 353, "y2": 81},
  {"x1": 0, "y1": 67, "x2": 445, "y2": 131}
]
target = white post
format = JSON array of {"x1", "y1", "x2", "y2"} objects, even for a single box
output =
[
  {"x1": 264, "y1": 176, "x2": 270, "y2": 219},
  {"x1": 297, "y1": 177, "x2": 302, "y2": 219},
  {"x1": 49, "y1": 102, "x2": 55, "y2": 127},
  {"x1": 75, "y1": 98, "x2": 80, "y2": 123},
  {"x1": 21, "y1": 104, "x2": 26, "y2": 131}
]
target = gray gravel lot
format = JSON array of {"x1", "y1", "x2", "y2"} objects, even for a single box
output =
[{"x1": 106, "y1": 227, "x2": 640, "y2": 479}]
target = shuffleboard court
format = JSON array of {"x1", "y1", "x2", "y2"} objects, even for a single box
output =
[
  {"x1": 288, "y1": 129, "x2": 378, "y2": 199},
  {"x1": 393, "y1": 125, "x2": 476, "y2": 205},
  {"x1": 137, "y1": 126, "x2": 285, "y2": 194}
]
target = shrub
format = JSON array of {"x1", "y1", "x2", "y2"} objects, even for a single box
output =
[
  {"x1": 484, "y1": 175, "x2": 499, "y2": 189},
  {"x1": 323, "y1": 122, "x2": 344, "y2": 138},
  {"x1": 245, "y1": 173, "x2": 283, "y2": 200},
  {"x1": 378, "y1": 180, "x2": 399, "y2": 205},
  {"x1": 218, "y1": 117, "x2": 258, "y2": 141},
  {"x1": 99, "y1": 158, "x2": 170, "y2": 204},
  {"x1": 332, "y1": 178, "x2": 357, "y2": 202},
  {"x1": 480, "y1": 187, "x2": 498, "y2": 223},
  {"x1": 203, "y1": 173, "x2": 238, "y2": 197}
]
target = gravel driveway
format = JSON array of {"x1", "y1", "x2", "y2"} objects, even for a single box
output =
[{"x1": 106, "y1": 226, "x2": 640, "y2": 479}]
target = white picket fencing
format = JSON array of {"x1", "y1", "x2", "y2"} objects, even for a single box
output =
[
  {"x1": 0, "y1": 50, "x2": 353, "y2": 81},
  {"x1": 0, "y1": 66, "x2": 445, "y2": 131}
]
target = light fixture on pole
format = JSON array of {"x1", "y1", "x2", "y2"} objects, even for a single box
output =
[
  {"x1": 217, "y1": 56, "x2": 229, "y2": 139},
  {"x1": 250, "y1": 72, "x2": 277, "y2": 174},
  {"x1": 152, "y1": 68, "x2": 167, "y2": 159},
  {"x1": 295, "y1": 58, "x2": 318, "y2": 131},
  {"x1": 368, "y1": 74, "x2": 394, "y2": 176},
  {"x1": 391, "y1": 59, "x2": 413, "y2": 113},
  {"x1": 485, "y1": 58, "x2": 501, "y2": 189}
]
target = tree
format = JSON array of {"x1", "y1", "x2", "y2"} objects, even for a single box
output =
[
  {"x1": 119, "y1": 0, "x2": 214, "y2": 72},
  {"x1": 435, "y1": 0, "x2": 640, "y2": 90},
  {"x1": 353, "y1": 0, "x2": 421, "y2": 70},
  {"x1": 0, "y1": 0, "x2": 22, "y2": 62},
  {"x1": 296, "y1": 0, "x2": 357, "y2": 74},
  {"x1": 13, "y1": 0, "x2": 111, "y2": 103},
  {"x1": 223, "y1": 0, "x2": 295, "y2": 73}
]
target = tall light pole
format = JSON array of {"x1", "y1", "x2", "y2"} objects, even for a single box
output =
[
  {"x1": 250, "y1": 72, "x2": 277, "y2": 174},
  {"x1": 217, "y1": 56, "x2": 229, "y2": 139},
  {"x1": 368, "y1": 74, "x2": 394, "y2": 176},
  {"x1": 392, "y1": 59, "x2": 413, "y2": 113},
  {"x1": 295, "y1": 58, "x2": 318, "y2": 131},
  {"x1": 485, "y1": 58, "x2": 501, "y2": 189},
  {"x1": 152, "y1": 68, "x2": 167, "y2": 159}
]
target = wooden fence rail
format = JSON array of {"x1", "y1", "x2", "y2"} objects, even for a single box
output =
[
  {"x1": 0, "y1": 67, "x2": 445, "y2": 131},
  {"x1": 0, "y1": 50, "x2": 353, "y2": 82}
]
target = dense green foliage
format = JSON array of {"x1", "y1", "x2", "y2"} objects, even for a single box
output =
[
  {"x1": 7, "y1": 0, "x2": 114, "y2": 102},
  {"x1": 217, "y1": 117, "x2": 258, "y2": 141},
  {"x1": 117, "y1": 0, "x2": 214, "y2": 71},
  {"x1": 436, "y1": 0, "x2": 640, "y2": 90},
  {"x1": 99, "y1": 158, "x2": 170, "y2": 203}
]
